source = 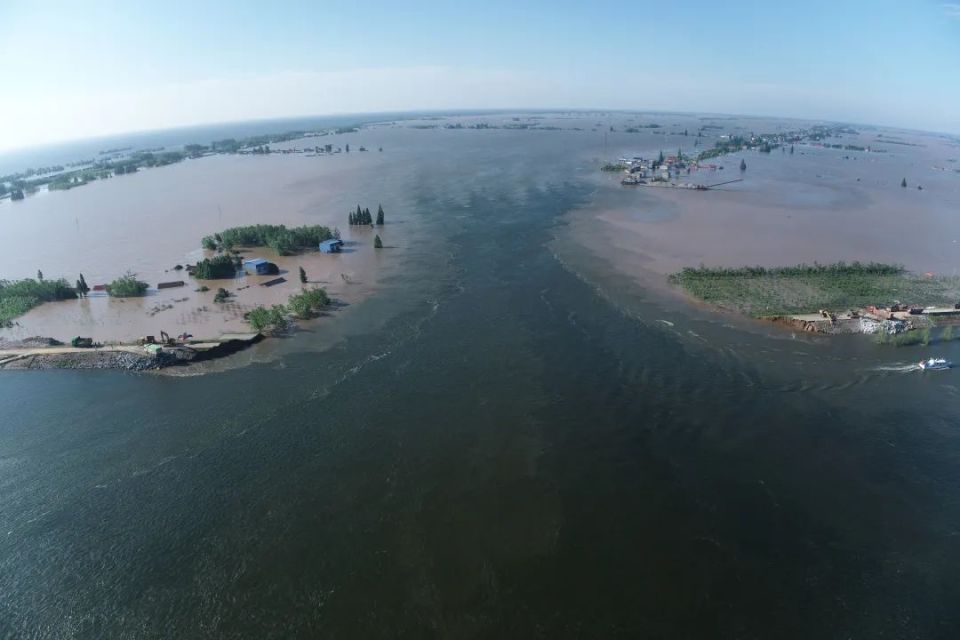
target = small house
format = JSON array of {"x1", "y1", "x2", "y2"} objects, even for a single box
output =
[
  {"x1": 319, "y1": 239, "x2": 344, "y2": 254},
  {"x1": 243, "y1": 258, "x2": 271, "y2": 275}
]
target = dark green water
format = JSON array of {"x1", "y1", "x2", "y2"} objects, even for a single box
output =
[{"x1": 3, "y1": 126, "x2": 960, "y2": 638}]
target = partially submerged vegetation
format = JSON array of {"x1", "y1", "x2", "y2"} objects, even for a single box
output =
[
  {"x1": 347, "y1": 203, "x2": 386, "y2": 226},
  {"x1": 287, "y1": 288, "x2": 330, "y2": 318},
  {"x1": 106, "y1": 273, "x2": 149, "y2": 298},
  {"x1": 193, "y1": 255, "x2": 239, "y2": 279},
  {"x1": 669, "y1": 262, "x2": 960, "y2": 316},
  {"x1": 0, "y1": 278, "x2": 75, "y2": 327},
  {"x1": 202, "y1": 224, "x2": 335, "y2": 255},
  {"x1": 246, "y1": 287, "x2": 330, "y2": 332}
]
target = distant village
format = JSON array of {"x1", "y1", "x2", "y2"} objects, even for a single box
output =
[{"x1": 605, "y1": 123, "x2": 860, "y2": 190}]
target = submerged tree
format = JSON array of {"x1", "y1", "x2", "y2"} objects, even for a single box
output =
[
  {"x1": 78, "y1": 273, "x2": 90, "y2": 297},
  {"x1": 901, "y1": 177, "x2": 907, "y2": 188},
  {"x1": 374, "y1": 234, "x2": 383, "y2": 249},
  {"x1": 740, "y1": 159, "x2": 747, "y2": 172},
  {"x1": 299, "y1": 266, "x2": 307, "y2": 284}
]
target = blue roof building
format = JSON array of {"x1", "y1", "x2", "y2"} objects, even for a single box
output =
[
  {"x1": 242, "y1": 258, "x2": 270, "y2": 275},
  {"x1": 319, "y1": 239, "x2": 344, "y2": 254}
]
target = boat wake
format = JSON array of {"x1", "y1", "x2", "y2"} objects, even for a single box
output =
[{"x1": 871, "y1": 363, "x2": 923, "y2": 373}]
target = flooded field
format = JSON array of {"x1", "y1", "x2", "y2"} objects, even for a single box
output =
[
  {"x1": 561, "y1": 125, "x2": 960, "y2": 286},
  {"x1": 0, "y1": 132, "x2": 408, "y2": 343}
]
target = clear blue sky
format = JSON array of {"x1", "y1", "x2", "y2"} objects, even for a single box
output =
[{"x1": 1, "y1": 0, "x2": 958, "y2": 150}]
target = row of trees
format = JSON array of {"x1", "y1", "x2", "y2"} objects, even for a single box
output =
[
  {"x1": 671, "y1": 261, "x2": 906, "y2": 281},
  {"x1": 201, "y1": 224, "x2": 335, "y2": 256},
  {"x1": 348, "y1": 204, "x2": 385, "y2": 226}
]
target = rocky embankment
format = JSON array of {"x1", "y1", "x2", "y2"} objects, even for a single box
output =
[
  {"x1": 765, "y1": 314, "x2": 930, "y2": 335},
  {"x1": 0, "y1": 334, "x2": 261, "y2": 371},
  {"x1": 0, "y1": 350, "x2": 168, "y2": 371}
]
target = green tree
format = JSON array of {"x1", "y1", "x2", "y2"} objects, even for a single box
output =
[
  {"x1": 376, "y1": 204, "x2": 384, "y2": 225},
  {"x1": 374, "y1": 234, "x2": 383, "y2": 249},
  {"x1": 288, "y1": 288, "x2": 329, "y2": 318},
  {"x1": 901, "y1": 177, "x2": 907, "y2": 188},
  {"x1": 106, "y1": 272, "x2": 149, "y2": 297},
  {"x1": 37, "y1": 270, "x2": 43, "y2": 281},
  {"x1": 269, "y1": 305, "x2": 289, "y2": 331},
  {"x1": 246, "y1": 305, "x2": 289, "y2": 333},
  {"x1": 78, "y1": 273, "x2": 90, "y2": 297},
  {"x1": 246, "y1": 306, "x2": 271, "y2": 332},
  {"x1": 299, "y1": 266, "x2": 307, "y2": 284},
  {"x1": 193, "y1": 254, "x2": 237, "y2": 279}
]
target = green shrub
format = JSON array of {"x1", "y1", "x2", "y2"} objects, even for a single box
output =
[
  {"x1": 288, "y1": 288, "x2": 330, "y2": 318},
  {"x1": 193, "y1": 255, "x2": 237, "y2": 279},
  {"x1": 246, "y1": 304, "x2": 290, "y2": 332},
  {"x1": 213, "y1": 288, "x2": 231, "y2": 303},
  {"x1": 246, "y1": 306, "x2": 271, "y2": 332},
  {"x1": 106, "y1": 272, "x2": 148, "y2": 297},
  {"x1": 875, "y1": 328, "x2": 930, "y2": 347}
]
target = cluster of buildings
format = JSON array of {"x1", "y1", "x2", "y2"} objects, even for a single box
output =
[
  {"x1": 617, "y1": 153, "x2": 722, "y2": 183},
  {"x1": 240, "y1": 239, "x2": 345, "y2": 277}
]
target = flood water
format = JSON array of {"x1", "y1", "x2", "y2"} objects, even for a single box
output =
[{"x1": 2, "y1": 113, "x2": 960, "y2": 638}]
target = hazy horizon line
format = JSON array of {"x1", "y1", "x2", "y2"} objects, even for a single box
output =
[{"x1": 1, "y1": 106, "x2": 954, "y2": 162}]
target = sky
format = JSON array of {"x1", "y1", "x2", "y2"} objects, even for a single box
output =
[{"x1": 0, "y1": 0, "x2": 958, "y2": 152}]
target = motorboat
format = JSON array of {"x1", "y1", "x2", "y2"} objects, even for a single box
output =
[{"x1": 919, "y1": 357, "x2": 951, "y2": 370}]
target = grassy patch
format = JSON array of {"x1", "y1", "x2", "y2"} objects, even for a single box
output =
[{"x1": 669, "y1": 262, "x2": 960, "y2": 316}]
